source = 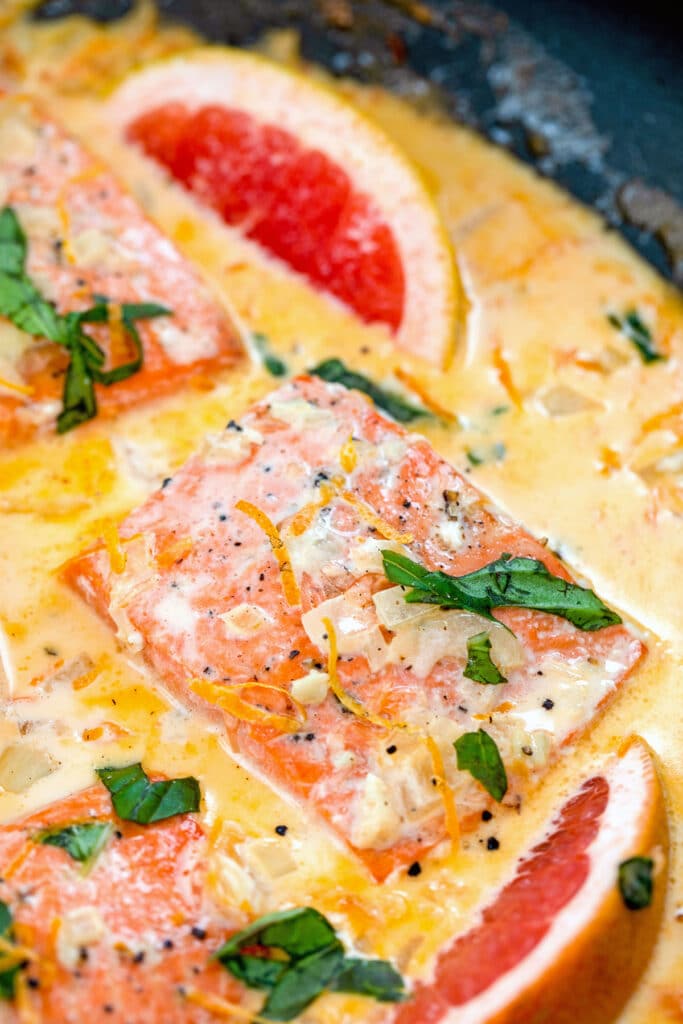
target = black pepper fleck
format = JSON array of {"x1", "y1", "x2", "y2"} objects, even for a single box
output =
[
  {"x1": 275, "y1": 825, "x2": 288, "y2": 836},
  {"x1": 542, "y1": 698, "x2": 554, "y2": 710},
  {"x1": 486, "y1": 837, "x2": 500, "y2": 851},
  {"x1": 407, "y1": 861, "x2": 422, "y2": 877},
  {"x1": 386, "y1": 744, "x2": 397, "y2": 755},
  {"x1": 481, "y1": 809, "x2": 493, "y2": 822},
  {"x1": 190, "y1": 926, "x2": 207, "y2": 941}
]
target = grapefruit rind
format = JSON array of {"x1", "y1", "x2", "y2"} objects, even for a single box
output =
[
  {"x1": 399, "y1": 738, "x2": 667, "y2": 1024},
  {"x1": 106, "y1": 47, "x2": 459, "y2": 367}
]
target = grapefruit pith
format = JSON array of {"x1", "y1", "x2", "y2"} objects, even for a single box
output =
[
  {"x1": 394, "y1": 737, "x2": 667, "y2": 1024},
  {"x1": 107, "y1": 48, "x2": 459, "y2": 366}
]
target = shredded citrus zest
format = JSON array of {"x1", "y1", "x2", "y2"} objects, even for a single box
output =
[
  {"x1": 2, "y1": 840, "x2": 34, "y2": 881},
  {"x1": 338, "y1": 490, "x2": 413, "y2": 544},
  {"x1": 190, "y1": 678, "x2": 307, "y2": 734},
  {"x1": 323, "y1": 617, "x2": 401, "y2": 730},
  {"x1": 340, "y1": 435, "x2": 358, "y2": 473},
  {"x1": 492, "y1": 341, "x2": 522, "y2": 408},
  {"x1": 288, "y1": 482, "x2": 335, "y2": 537},
  {"x1": 83, "y1": 721, "x2": 130, "y2": 741},
  {"x1": 394, "y1": 367, "x2": 458, "y2": 422},
  {"x1": 183, "y1": 987, "x2": 271, "y2": 1023},
  {"x1": 155, "y1": 535, "x2": 193, "y2": 569},
  {"x1": 15, "y1": 971, "x2": 40, "y2": 1024},
  {"x1": 425, "y1": 735, "x2": 460, "y2": 845},
  {"x1": 641, "y1": 401, "x2": 683, "y2": 436},
  {"x1": 72, "y1": 654, "x2": 110, "y2": 691},
  {"x1": 100, "y1": 520, "x2": 126, "y2": 574},
  {"x1": 235, "y1": 499, "x2": 300, "y2": 605},
  {"x1": 29, "y1": 657, "x2": 64, "y2": 688},
  {"x1": 0, "y1": 375, "x2": 34, "y2": 397},
  {"x1": 492, "y1": 701, "x2": 515, "y2": 714},
  {"x1": 0, "y1": 934, "x2": 39, "y2": 964},
  {"x1": 325, "y1": 618, "x2": 461, "y2": 849},
  {"x1": 598, "y1": 446, "x2": 622, "y2": 476}
]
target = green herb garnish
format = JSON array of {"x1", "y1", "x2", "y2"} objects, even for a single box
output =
[
  {"x1": 214, "y1": 907, "x2": 406, "y2": 1021},
  {"x1": 309, "y1": 358, "x2": 429, "y2": 423},
  {"x1": 607, "y1": 309, "x2": 663, "y2": 364},
  {"x1": 0, "y1": 206, "x2": 170, "y2": 433},
  {"x1": 0, "y1": 901, "x2": 19, "y2": 1001},
  {"x1": 454, "y1": 729, "x2": 508, "y2": 802},
  {"x1": 36, "y1": 821, "x2": 112, "y2": 870},
  {"x1": 96, "y1": 763, "x2": 200, "y2": 825},
  {"x1": 464, "y1": 631, "x2": 507, "y2": 685},
  {"x1": 618, "y1": 856, "x2": 654, "y2": 910},
  {"x1": 253, "y1": 332, "x2": 288, "y2": 377},
  {"x1": 381, "y1": 550, "x2": 621, "y2": 631}
]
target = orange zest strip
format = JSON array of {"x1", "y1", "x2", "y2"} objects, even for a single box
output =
[
  {"x1": 183, "y1": 987, "x2": 271, "y2": 1024},
  {"x1": 641, "y1": 401, "x2": 683, "y2": 436},
  {"x1": 2, "y1": 840, "x2": 35, "y2": 881},
  {"x1": 190, "y1": 677, "x2": 307, "y2": 734},
  {"x1": 72, "y1": 654, "x2": 110, "y2": 691},
  {"x1": 492, "y1": 341, "x2": 522, "y2": 408},
  {"x1": 0, "y1": 934, "x2": 39, "y2": 964},
  {"x1": 337, "y1": 489, "x2": 413, "y2": 544},
  {"x1": 425, "y1": 735, "x2": 460, "y2": 846},
  {"x1": 15, "y1": 972, "x2": 40, "y2": 1024},
  {"x1": 0, "y1": 376, "x2": 34, "y2": 398},
  {"x1": 394, "y1": 367, "x2": 458, "y2": 423},
  {"x1": 323, "y1": 617, "x2": 400, "y2": 731},
  {"x1": 100, "y1": 520, "x2": 126, "y2": 574},
  {"x1": 155, "y1": 535, "x2": 194, "y2": 569},
  {"x1": 235, "y1": 499, "x2": 300, "y2": 605},
  {"x1": 340, "y1": 436, "x2": 358, "y2": 473},
  {"x1": 288, "y1": 482, "x2": 335, "y2": 537}
]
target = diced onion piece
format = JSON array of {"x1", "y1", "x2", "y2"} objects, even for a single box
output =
[
  {"x1": 386, "y1": 609, "x2": 524, "y2": 678},
  {"x1": 191, "y1": 678, "x2": 306, "y2": 734},
  {"x1": 537, "y1": 385, "x2": 601, "y2": 417},
  {"x1": 0, "y1": 744, "x2": 58, "y2": 793},
  {"x1": 56, "y1": 907, "x2": 105, "y2": 970},
  {"x1": 350, "y1": 772, "x2": 403, "y2": 850},
  {"x1": 290, "y1": 669, "x2": 329, "y2": 706},
  {"x1": 219, "y1": 603, "x2": 273, "y2": 638},
  {"x1": 372, "y1": 586, "x2": 433, "y2": 629},
  {"x1": 241, "y1": 839, "x2": 297, "y2": 880},
  {"x1": 235, "y1": 499, "x2": 300, "y2": 606},
  {"x1": 302, "y1": 593, "x2": 389, "y2": 671}
]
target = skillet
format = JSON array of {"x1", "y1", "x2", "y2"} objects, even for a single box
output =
[{"x1": 33, "y1": 0, "x2": 683, "y2": 290}]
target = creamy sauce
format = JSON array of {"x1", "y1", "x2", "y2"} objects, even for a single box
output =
[{"x1": 0, "y1": 11, "x2": 681, "y2": 1022}]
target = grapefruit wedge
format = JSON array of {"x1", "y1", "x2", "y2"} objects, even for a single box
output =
[
  {"x1": 107, "y1": 48, "x2": 459, "y2": 366},
  {"x1": 395, "y1": 738, "x2": 667, "y2": 1024}
]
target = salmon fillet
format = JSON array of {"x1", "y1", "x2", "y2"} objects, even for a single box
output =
[
  {"x1": 0, "y1": 95, "x2": 242, "y2": 444},
  {"x1": 0, "y1": 786, "x2": 244, "y2": 1024},
  {"x1": 64, "y1": 376, "x2": 644, "y2": 880}
]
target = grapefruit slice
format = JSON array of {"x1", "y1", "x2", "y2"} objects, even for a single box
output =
[
  {"x1": 394, "y1": 737, "x2": 667, "y2": 1024},
  {"x1": 107, "y1": 48, "x2": 459, "y2": 366}
]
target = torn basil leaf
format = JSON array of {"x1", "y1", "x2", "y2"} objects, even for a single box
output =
[
  {"x1": 37, "y1": 821, "x2": 112, "y2": 867},
  {"x1": 608, "y1": 310, "x2": 663, "y2": 364},
  {"x1": 310, "y1": 358, "x2": 429, "y2": 423},
  {"x1": 253, "y1": 332, "x2": 287, "y2": 377},
  {"x1": 618, "y1": 856, "x2": 654, "y2": 910},
  {"x1": 464, "y1": 632, "x2": 507, "y2": 685},
  {"x1": 330, "y1": 957, "x2": 407, "y2": 1001},
  {"x1": 214, "y1": 906, "x2": 406, "y2": 1021},
  {"x1": 381, "y1": 550, "x2": 621, "y2": 631},
  {"x1": 454, "y1": 729, "x2": 508, "y2": 802},
  {"x1": 96, "y1": 763, "x2": 200, "y2": 824},
  {"x1": 0, "y1": 206, "x2": 171, "y2": 433},
  {"x1": 0, "y1": 901, "x2": 18, "y2": 1001}
]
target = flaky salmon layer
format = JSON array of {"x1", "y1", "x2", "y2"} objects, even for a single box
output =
[{"x1": 64, "y1": 376, "x2": 643, "y2": 879}]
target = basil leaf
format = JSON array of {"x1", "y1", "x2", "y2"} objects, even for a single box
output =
[
  {"x1": 381, "y1": 551, "x2": 621, "y2": 631},
  {"x1": 56, "y1": 338, "x2": 97, "y2": 434},
  {"x1": 0, "y1": 900, "x2": 18, "y2": 1001},
  {"x1": 454, "y1": 729, "x2": 508, "y2": 802},
  {"x1": 96, "y1": 763, "x2": 200, "y2": 824},
  {"x1": 0, "y1": 271, "x2": 62, "y2": 341},
  {"x1": 37, "y1": 822, "x2": 112, "y2": 867},
  {"x1": 253, "y1": 332, "x2": 288, "y2": 378},
  {"x1": 261, "y1": 945, "x2": 345, "y2": 1021},
  {"x1": 464, "y1": 632, "x2": 507, "y2": 685},
  {"x1": 618, "y1": 856, "x2": 654, "y2": 910},
  {"x1": 608, "y1": 310, "x2": 663, "y2": 364},
  {"x1": 216, "y1": 907, "x2": 338, "y2": 962},
  {"x1": 310, "y1": 358, "x2": 429, "y2": 423},
  {"x1": 220, "y1": 953, "x2": 287, "y2": 990},
  {"x1": 0, "y1": 207, "x2": 27, "y2": 276},
  {"x1": 329, "y1": 957, "x2": 406, "y2": 1002}
]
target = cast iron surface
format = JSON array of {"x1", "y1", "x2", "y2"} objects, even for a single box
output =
[{"x1": 33, "y1": 0, "x2": 683, "y2": 287}]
